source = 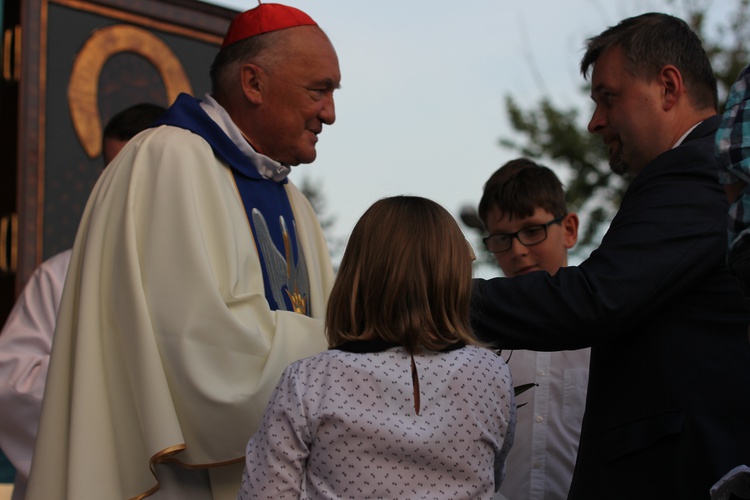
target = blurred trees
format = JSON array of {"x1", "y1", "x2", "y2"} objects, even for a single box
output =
[{"x1": 298, "y1": 175, "x2": 344, "y2": 268}]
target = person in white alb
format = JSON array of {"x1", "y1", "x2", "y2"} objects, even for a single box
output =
[
  {"x1": 0, "y1": 103, "x2": 165, "y2": 500},
  {"x1": 477, "y1": 159, "x2": 589, "y2": 500}
]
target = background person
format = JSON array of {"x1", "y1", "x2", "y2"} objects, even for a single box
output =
[
  {"x1": 0, "y1": 102, "x2": 165, "y2": 500},
  {"x1": 27, "y1": 3, "x2": 340, "y2": 499},
  {"x1": 478, "y1": 159, "x2": 588, "y2": 500},
  {"x1": 238, "y1": 195, "x2": 516, "y2": 500},
  {"x1": 716, "y1": 63, "x2": 750, "y2": 297},
  {"x1": 471, "y1": 13, "x2": 750, "y2": 499}
]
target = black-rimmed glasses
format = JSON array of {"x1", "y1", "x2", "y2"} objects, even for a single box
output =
[{"x1": 483, "y1": 215, "x2": 565, "y2": 253}]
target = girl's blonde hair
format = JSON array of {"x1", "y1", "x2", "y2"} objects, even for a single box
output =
[{"x1": 326, "y1": 195, "x2": 483, "y2": 352}]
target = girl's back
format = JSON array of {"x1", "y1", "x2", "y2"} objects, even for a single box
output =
[{"x1": 241, "y1": 345, "x2": 514, "y2": 499}]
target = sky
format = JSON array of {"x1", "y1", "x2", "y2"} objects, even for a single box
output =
[{"x1": 204, "y1": 0, "x2": 733, "y2": 271}]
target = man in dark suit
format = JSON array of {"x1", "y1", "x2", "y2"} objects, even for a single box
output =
[{"x1": 471, "y1": 13, "x2": 750, "y2": 500}]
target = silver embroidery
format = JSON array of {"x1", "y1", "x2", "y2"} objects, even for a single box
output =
[{"x1": 251, "y1": 208, "x2": 310, "y2": 315}]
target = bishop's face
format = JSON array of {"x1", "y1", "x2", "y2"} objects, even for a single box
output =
[{"x1": 250, "y1": 26, "x2": 341, "y2": 166}]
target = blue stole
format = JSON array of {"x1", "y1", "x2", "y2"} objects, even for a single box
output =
[{"x1": 152, "y1": 93, "x2": 307, "y2": 314}]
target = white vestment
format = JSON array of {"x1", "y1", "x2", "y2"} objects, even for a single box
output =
[{"x1": 26, "y1": 98, "x2": 333, "y2": 500}]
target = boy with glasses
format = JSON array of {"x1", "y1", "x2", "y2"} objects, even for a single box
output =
[{"x1": 478, "y1": 158, "x2": 589, "y2": 500}]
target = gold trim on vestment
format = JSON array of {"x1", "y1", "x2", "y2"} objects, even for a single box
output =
[
  {"x1": 67, "y1": 24, "x2": 192, "y2": 158},
  {"x1": 129, "y1": 444, "x2": 245, "y2": 500}
]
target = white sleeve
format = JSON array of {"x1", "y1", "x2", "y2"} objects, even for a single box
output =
[
  {"x1": 0, "y1": 250, "x2": 70, "y2": 481},
  {"x1": 238, "y1": 363, "x2": 310, "y2": 499}
]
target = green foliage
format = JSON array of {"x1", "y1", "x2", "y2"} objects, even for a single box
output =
[
  {"x1": 297, "y1": 175, "x2": 345, "y2": 265},
  {"x1": 684, "y1": 0, "x2": 750, "y2": 104}
]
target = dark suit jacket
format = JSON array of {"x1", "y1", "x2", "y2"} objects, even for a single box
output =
[{"x1": 472, "y1": 115, "x2": 750, "y2": 499}]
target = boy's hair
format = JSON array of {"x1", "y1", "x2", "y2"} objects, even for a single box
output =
[
  {"x1": 326, "y1": 195, "x2": 483, "y2": 353},
  {"x1": 478, "y1": 158, "x2": 568, "y2": 226}
]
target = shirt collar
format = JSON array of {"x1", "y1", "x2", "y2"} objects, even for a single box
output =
[
  {"x1": 333, "y1": 339, "x2": 466, "y2": 353},
  {"x1": 200, "y1": 93, "x2": 292, "y2": 182},
  {"x1": 672, "y1": 121, "x2": 702, "y2": 149}
]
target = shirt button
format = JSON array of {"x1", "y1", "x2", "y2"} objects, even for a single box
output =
[
  {"x1": 532, "y1": 461, "x2": 542, "y2": 469},
  {"x1": 537, "y1": 370, "x2": 545, "y2": 376},
  {"x1": 535, "y1": 415, "x2": 544, "y2": 423}
]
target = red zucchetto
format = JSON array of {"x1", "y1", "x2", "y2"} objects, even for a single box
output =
[{"x1": 221, "y1": 2, "x2": 318, "y2": 48}]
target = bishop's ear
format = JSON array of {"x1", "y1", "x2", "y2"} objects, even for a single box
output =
[{"x1": 240, "y1": 63, "x2": 265, "y2": 104}]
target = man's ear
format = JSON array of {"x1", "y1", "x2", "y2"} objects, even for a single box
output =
[
  {"x1": 562, "y1": 212, "x2": 580, "y2": 249},
  {"x1": 660, "y1": 65, "x2": 684, "y2": 111},
  {"x1": 241, "y1": 63, "x2": 264, "y2": 105}
]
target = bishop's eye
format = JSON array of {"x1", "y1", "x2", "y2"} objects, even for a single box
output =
[{"x1": 307, "y1": 88, "x2": 325, "y2": 100}]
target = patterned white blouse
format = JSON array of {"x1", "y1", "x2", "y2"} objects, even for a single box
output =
[{"x1": 238, "y1": 343, "x2": 516, "y2": 499}]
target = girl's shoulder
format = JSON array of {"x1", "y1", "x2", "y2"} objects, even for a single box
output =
[{"x1": 446, "y1": 345, "x2": 512, "y2": 378}]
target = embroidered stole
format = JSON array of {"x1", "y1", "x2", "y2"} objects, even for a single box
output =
[{"x1": 152, "y1": 93, "x2": 310, "y2": 314}]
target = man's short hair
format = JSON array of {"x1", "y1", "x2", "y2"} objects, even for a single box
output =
[
  {"x1": 102, "y1": 103, "x2": 166, "y2": 142},
  {"x1": 478, "y1": 158, "x2": 568, "y2": 226},
  {"x1": 579, "y1": 12, "x2": 718, "y2": 112}
]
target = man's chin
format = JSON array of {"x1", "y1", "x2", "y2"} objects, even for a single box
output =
[
  {"x1": 286, "y1": 151, "x2": 317, "y2": 167},
  {"x1": 298, "y1": 148, "x2": 318, "y2": 165},
  {"x1": 608, "y1": 154, "x2": 629, "y2": 176}
]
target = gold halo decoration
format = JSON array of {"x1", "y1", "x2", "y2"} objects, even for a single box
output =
[{"x1": 68, "y1": 24, "x2": 193, "y2": 158}]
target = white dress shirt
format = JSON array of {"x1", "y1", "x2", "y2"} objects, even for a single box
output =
[{"x1": 496, "y1": 349, "x2": 589, "y2": 500}]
